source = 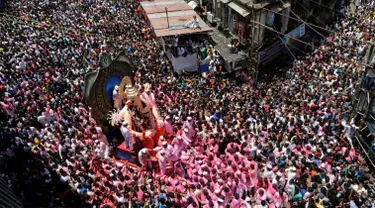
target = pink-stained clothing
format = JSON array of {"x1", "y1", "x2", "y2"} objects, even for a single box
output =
[
  {"x1": 171, "y1": 137, "x2": 189, "y2": 158},
  {"x1": 239, "y1": 201, "x2": 252, "y2": 208},
  {"x1": 1, "y1": 102, "x2": 15, "y2": 117},
  {"x1": 181, "y1": 131, "x2": 192, "y2": 144},
  {"x1": 273, "y1": 191, "x2": 288, "y2": 207},
  {"x1": 175, "y1": 163, "x2": 186, "y2": 177},
  {"x1": 99, "y1": 141, "x2": 109, "y2": 158},
  {"x1": 186, "y1": 195, "x2": 200, "y2": 208},
  {"x1": 141, "y1": 91, "x2": 156, "y2": 106},
  {"x1": 120, "y1": 125, "x2": 134, "y2": 150},
  {"x1": 213, "y1": 182, "x2": 221, "y2": 191},
  {"x1": 137, "y1": 189, "x2": 144, "y2": 202},
  {"x1": 158, "y1": 155, "x2": 167, "y2": 175},
  {"x1": 164, "y1": 120, "x2": 173, "y2": 137},
  {"x1": 231, "y1": 199, "x2": 242, "y2": 208},
  {"x1": 162, "y1": 144, "x2": 177, "y2": 161},
  {"x1": 345, "y1": 148, "x2": 356, "y2": 162},
  {"x1": 209, "y1": 193, "x2": 219, "y2": 202},
  {"x1": 267, "y1": 182, "x2": 277, "y2": 200},
  {"x1": 235, "y1": 183, "x2": 247, "y2": 198},
  {"x1": 138, "y1": 149, "x2": 152, "y2": 169},
  {"x1": 183, "y1": 120, "x2": 196, "y2": 139},
  {"x1": 302, "y1": 148, "x2": 312, "y2": 155},
  {"x1": 249, "y1": 161, "x2": 258, "y2": 178},
  {"x1": 166, "y1": 185, "x2": 174, "y2": 193},
  {"x1": 255, "y1": 188, "x2": 267, "y2": 203},
  {"x1": 175, "y1": 184, "x2": 185, "y2": 192}
]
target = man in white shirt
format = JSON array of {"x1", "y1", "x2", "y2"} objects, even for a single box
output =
[
  {"x1": 37, "y1": 112, "x2": 49, "y2": 126},
  {"x1": 120, "y1": 121, "x2": 134, "y2": 151},
  {"x1": 192, "y1": 16, "x2": 200, "y2": 29},
  {"x1": 164, "y1": 116, "x2": 173, "y2": 137},
  {"x1": 113, "y1": 85, "x2": 122, "y2": 111}
]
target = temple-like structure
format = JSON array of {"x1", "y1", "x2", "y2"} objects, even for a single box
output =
[{"x1": 84, "y1": 52, "x2": 166, "y2": 165}]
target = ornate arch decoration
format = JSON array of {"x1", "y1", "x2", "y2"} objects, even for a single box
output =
[{"x1": 83, "y1": 52, "x2": 135, "y2": 124}]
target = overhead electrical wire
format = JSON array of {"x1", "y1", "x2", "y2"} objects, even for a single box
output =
[
  {"x1": 293, "y1": 0, "x2": 325, "y2": 25},
  {"x1": 250, "y1": 20, "x2": 371, "y2": 67},
  {"x1": 308, "y1": 0, "x2": 342, "y2": 12},
  {"x1": 266, "y1": 1, "x2": 375, "y2": 167},
  {"x1": 0, "y1": 9, "x2": 371, "y2": 68},
  {"x1": 355, "y1": 135, "x2": 375, "y2": 169},
  {"x1": 259, "y1": 6, "x2": 375, "y2": 47},
  {"x1": 281, "y1": 0, "x2": 348, "y2": 53},
  {"x1": 271, "y1": 24, "x2": 298, "y2": 61}
]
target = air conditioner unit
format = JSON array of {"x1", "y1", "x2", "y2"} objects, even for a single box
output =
[{"x1": 207, "y1": 12, "x2": 215, "y2": 23}]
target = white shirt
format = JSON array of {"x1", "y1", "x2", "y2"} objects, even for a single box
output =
[
  {"x1": 113, "y1": 88, "x2": 120, "y2": 100},
  {"x1": 120, "y1": 126, "x2": 133, "y2": 140}
]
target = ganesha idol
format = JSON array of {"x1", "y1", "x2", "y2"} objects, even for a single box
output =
[{"x1": 108, "y1": 76, "x2": 165, "y2": 151}]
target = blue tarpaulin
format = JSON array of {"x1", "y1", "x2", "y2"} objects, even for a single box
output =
[
  {"x1": 199, "y1": 63, "x2": 209, "y2": 73},
  {"x1": 105, "y1": 75, "x2": 121, "y2": 103}
]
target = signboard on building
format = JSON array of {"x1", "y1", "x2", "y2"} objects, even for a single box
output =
[
  {"x1": 282, "y1": 23, "x2": 306, "y2": 44},
  {"x1": 300, "y1": 23, "x2": 306, "y2": 37},
  {"x1": 265, "y1": 11, "x2": 275, "y2": 26},
  {"x1": 259, "y1": 40, "x2": 285, "y2": 63},
  {"x1": 259, "y1": 23, "x2": 306, "y2": 64}
]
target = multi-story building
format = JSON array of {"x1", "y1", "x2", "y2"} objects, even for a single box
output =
[
  {"x1": 292, "y1": 0, "x2": 341, "y2": 24},
  {"x1": 210, "y1": 0, "x2": 291, "y2": 46},
  {"x1": 351, "y1": 42, "x2": 375, "y2": 165},
  {"x1": 203, "y1": 0, "x2": 294, "y2": 75},
  {"x1": 202, "y1": 0, "x2": 343, "y2": 77}
]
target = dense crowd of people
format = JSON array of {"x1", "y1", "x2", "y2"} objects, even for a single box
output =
[{"x1": 1, "y1": 0, "x2": 375, "y2": 208}]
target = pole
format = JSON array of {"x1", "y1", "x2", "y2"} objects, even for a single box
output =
[
  {"x1": 255, "y1": 8, "x2": 260, "y2": 87},
  {"x1": 249, "y1": 5, "x2": 258, "y2": 87},
  {"x1": 165, "y1": 7, "x2": 169, "y2": 28}
]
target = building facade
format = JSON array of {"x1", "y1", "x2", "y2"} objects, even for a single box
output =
[
  {"x1": 211, "y1": 0, "x2": 291, "y2": 46},
  {"x1": 351, "y1": 43, "x2": 375, "y2": 166}
]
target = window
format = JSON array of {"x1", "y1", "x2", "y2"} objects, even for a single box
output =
[
  {"x1": 357, "y1": 91, "x2": 368, "y2": 114},
  {"x1": 368, "y1": 96, "x2": 375, "y2": 121},
  {"x1": 233, "y1": 59, "x2": 246, "y2": 70}
]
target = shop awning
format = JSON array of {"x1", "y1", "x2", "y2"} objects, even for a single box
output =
[
  {"x1": 214, "y1": 44, "x2": 246, "y2": 63},
  {"x1": 269, "y1": 2, "x2": 291, "y2": 12},
  {"x1": 221, "y1": 0, "x2": 232, "y2": 4},
  {"x1": 228, "y1": 2, "x2": 250, "y2": 17},
  {"x1": 188, "y1": 1, "x2": 198, "y2": 9},
  {"x1": 141, "y1": 0, "x2": 212, "y2": 37}
]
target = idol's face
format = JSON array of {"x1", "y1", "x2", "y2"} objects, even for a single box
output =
[{"x1": 126, "y1": 100, "x2": 133, "y2": 106}]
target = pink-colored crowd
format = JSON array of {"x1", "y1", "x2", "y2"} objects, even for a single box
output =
[{"x1": 0, "y1": 0, "x2": 375, "y2": 208}]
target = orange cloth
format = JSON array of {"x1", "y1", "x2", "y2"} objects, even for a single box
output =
[
  {"x1": 153, "y1": 126, "x2": 166, "y2": 144},
  {"x1": 140, "y1": 137, "x2": 154, "y2": 149}
]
